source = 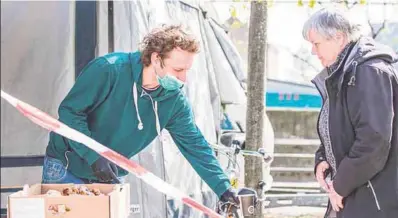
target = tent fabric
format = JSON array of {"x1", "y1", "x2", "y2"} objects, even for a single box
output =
[
  {"x1": 204, "y1": 18, "x2": 247, "y2": 105},
  {"x1": 208, "y1": 19, "x2": 247, "y2": 84},
  {"x1": 0, "y1": 0, "x2": 75, "y2": 209}
]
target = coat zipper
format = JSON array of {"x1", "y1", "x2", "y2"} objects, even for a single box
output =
[
  {"x1": 312, "y1": 78, "x2": 327, "y2": 150},
  {"x1": 367, "y1": 181, "x2": 381, "y2": 211},
  {"x1": 322, "y1": 79, "x2": 337, "y2": 176},
  {"x1": 313, "y1": 78, "x2": 334, "y2": 218}
]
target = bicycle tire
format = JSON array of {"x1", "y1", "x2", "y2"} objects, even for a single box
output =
[{"x1": 231, "y1": 210, "x2": 240, "y2": 218}]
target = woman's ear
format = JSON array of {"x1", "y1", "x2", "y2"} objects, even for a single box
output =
[{"x1": 335, "y1": 32, "x2": 347, "y2": 48}]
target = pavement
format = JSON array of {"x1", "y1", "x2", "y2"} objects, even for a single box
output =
[{"x1": 264, "y1": 206, "x2": 326, "y2": 218}]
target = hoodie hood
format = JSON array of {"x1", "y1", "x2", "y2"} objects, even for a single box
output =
[
  {"x1": 340, "y1": 37, "x2": 397, "y2": 90},
  {"x1": 129, "y1": 51, "x2": 182, "y2": 102},
  {"x1": 344, "y1": 37, "x2": 398, "y2": 72}
]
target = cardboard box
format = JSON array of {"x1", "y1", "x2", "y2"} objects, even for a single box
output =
[{"x1": 7, "y1": 183, "x2": 130, "y2": 218}]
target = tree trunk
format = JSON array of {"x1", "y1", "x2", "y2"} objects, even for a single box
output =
[{"x1": 245, "y1": 1, "x2": 268, "y2": 217}]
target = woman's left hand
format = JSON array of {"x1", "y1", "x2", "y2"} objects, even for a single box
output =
[{"x1": 328, "y1": 181, "x2": 344, "y2": 212}]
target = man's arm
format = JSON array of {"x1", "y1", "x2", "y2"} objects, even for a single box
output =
[
  {"x1": 333, "y1": 65, "x2": 394, "y2": 197},
  {"x1": 165, "y1": 96, "x2": 231, "y2": 198},
  {"x1": 57, "y1": 57, "x2": 115, "y2": 165}
]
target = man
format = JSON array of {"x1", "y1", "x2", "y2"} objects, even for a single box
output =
[
  {"x1": 302, "y1": 7, "x2": 398, "y2": 218},
  {"x1": 42, "y1": 25, "x2": 239, "y2": 205}
]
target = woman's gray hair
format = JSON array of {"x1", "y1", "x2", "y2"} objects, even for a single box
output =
[{"x1": 302, "y1": 6, "x2": 364, "y2": 42}]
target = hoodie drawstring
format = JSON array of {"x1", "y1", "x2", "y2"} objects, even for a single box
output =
[
  {"x1": 153, "y1": 102, "x2": 162, "y2": 140},
  {"x1": 133, "y1": 83, "x2": 144, "y2": 130},
  {"x1": 348, "y1": 61, "x2": 358, "y2": 86},
  {"x1": 133, "y1": 82, "x2": 162, "y2": 140}
]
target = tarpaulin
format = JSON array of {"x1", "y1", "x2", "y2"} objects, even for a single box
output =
[{"x1": 1, "y1": 0, "x2": 75, "y2": 209}]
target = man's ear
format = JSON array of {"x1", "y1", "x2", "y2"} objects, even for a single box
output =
[{"x1": 150, "y1": 52, "x2": 160, "y2": 65}]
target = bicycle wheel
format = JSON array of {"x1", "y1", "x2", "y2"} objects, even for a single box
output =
[
  {"x1": 216, "y1": 202, "x2": 241, "y2": 218},
  {"x1": 230, "y1": 209, "x2": 240, "y2": 218}
]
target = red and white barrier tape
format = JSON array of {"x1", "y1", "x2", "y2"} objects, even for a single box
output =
[{"x1": 1, "y1": 90, "x2": 222, "y2": 218}]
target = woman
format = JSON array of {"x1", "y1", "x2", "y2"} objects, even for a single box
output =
[{"x1": 302, "y1": 7, "x2": 398, "y2": 218}]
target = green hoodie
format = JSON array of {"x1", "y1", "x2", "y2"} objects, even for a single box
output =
[{"x1": 46, "y1": 51, "x2": 230, "y2": 197}]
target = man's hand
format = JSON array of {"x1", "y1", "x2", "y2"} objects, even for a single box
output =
[
  {"x1": 220, "y1": 188, "x2": 240, "y2": 205},
  {"x1": 316, "y1": 161, "x2": 330, "y2": 192},
  {"x1": 90, "y1": 157, "x2": 120, "y2": 183},
  {"x1": 328, "y1": 181, "x2": 344, "y2": 212}
]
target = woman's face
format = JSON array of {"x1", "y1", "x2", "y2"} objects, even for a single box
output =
[{"x1": 308, "y1": 29, "x2": 346, "y2": 67}]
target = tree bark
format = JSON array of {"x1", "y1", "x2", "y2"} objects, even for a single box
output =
[{"x1": 245, "y1": 1, "x2": 268, "y2": 217}]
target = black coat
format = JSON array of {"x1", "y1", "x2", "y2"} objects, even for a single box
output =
[{"x1": 312, "y1": 37, "x2": 398, "y2": 218}]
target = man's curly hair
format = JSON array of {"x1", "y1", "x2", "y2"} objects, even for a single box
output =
[{"x1": 139, "y1": 25, "x2": 200, "y2": 67}]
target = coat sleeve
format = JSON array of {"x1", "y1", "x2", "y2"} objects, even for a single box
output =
[
  {"x1": 314, "y1": 144, "x2": 327, "y2": 175},
  {"x1": 165, "y1": 96, "x2": 231, "y2": 198},
  {"x1": 333, "y1": 65, "x2": 394, "y2": 197}
]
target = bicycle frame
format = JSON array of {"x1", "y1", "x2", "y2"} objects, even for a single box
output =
[{"x1": 212, "y1": 133, "x2": 274, "y2": 217}]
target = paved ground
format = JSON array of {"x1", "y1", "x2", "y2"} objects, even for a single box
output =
[{"x1": 264, "y1": 206, "x2": 325, "y2": 218}]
